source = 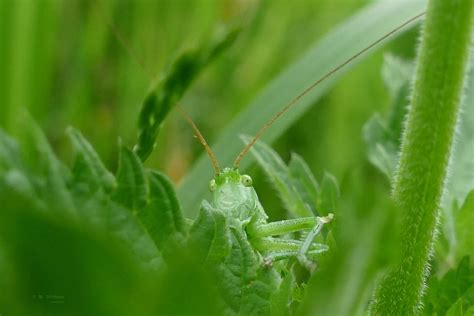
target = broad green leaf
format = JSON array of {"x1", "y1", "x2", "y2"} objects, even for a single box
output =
[
  {"x1": 113, "y1": 145, "x2": 149, "y2": 211},
  {"x1": 150, "y1": 171, "x2": 186, "y2": 234},
  {"x1": 134, "y1": 25, "x2": 240, "y2": 161},
  {"x1": 0, "y1": 200, "x2": 152, "y2": 316},
  {"x1": 151, "y1": 252, "x2": 225, "y2": 316},
  {"x1": 188, "y1": 201, "x2": 231, "y2": 264},
  {"x1": 67, "y1": 127, "x2": 115, "y2": 193},
  {"x1": 179, "y1": 0, "x2": 427, "y2": 217},
  {"x1": 75, "y1": 192, "x2": 164, "y2": 272},
  {"x1": 217, "y1": 225, "x2": 280, "y2": 315},
  {"x1": 137, "y1": 171, "x2": 186, "y2": 255},
  {"x1": 240, "y1": 267, "x2": 281, "y2": 316},
  {"x1": 114, "y1": 95, "x2": 196, "y2": 268},
  {"x1": 242, "y1": 135, "x2": 311, "y2": 217}
]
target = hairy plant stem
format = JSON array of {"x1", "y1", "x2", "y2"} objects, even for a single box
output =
[{"x1": 370, "y1": 0, "x2": 473, "y2": 314}]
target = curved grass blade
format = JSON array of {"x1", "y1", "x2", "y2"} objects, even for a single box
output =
[
  {"x1": 178, "y1": 0, "x2": 427, "y2": 216},
  {"x1": 134, "y1": 25, "x2": 240, "y2": 162}
]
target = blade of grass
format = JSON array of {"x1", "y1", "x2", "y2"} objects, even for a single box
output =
[{"x1": 178, "y1": 0, "x2": 427, "y2": 216}]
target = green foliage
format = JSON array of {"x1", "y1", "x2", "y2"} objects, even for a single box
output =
[
  {"x1": 0, "y1": 123, "x2": 340, "y2": 315},
  {"x1": 371, "y1": 0, "x2": 474, "y2": 314},
  {"x1": 0, "y1": 127, "x2": 161, "y2": 315},
  {"x1": 134, "y1": 25, "x2": 240, "y2": 162},
  {"x1": 188, "y1": 201, "x2": 231, "y2": 264},
  {"x1": 363, "y1": 54, "x2": 414, "y2": 180},
  {"x1": 243, "y1": 135, "x2": 339, "y2": 219},
  {"x1": 68, "y1": 127, "x2": 116, "y2": 194},
  {"x1": 423, "y1": 256, "x2": 474, "y2": 315}
]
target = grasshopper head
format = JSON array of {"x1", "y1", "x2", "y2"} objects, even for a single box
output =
[{"x1": 209, "y1": 167, "x2": 256, "y2": 219}]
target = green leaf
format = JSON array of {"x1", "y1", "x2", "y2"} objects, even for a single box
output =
[
  {"x1": 152, "y1": 252, "x2": 225, "y2": 316},
  {"x1": 25, "y1": 121, "x2": 75, "y2": 215},
  {"x1": 362, "y1": 114, "x2": 400, "y2": 180},
  {"x1": 242, "y1": 135, "x2": 311, "y2": 217},
  {"x1": 381, "y1": 53, "x2": 415, "y2": 101},
  {"x1": 318, "y1": 172, "x2": 340, "y2": 216},
  {"x1": 455, "y1": 191, "x2": 474, "y2": 261},
  {"x1": 2, "y1": 169, "x2": 39, "y2": 206},
  {"x1": 137, "y1": 171, "x2": 186, "y2": 254},
  {"x1": 179, "y1": 0, "x2": 427, "y2": 217},
  {"x1": 67, "y1": 127, "x2": 115, "y2": 193},
  {"x1": 134, "y1": 25, "x2": 240, "y2": 161},
  {"x1": 270, "y1": 271, "x2": 294, "y2": 316},
  {"x1": 217, "y1": 225, "x2": 280, "y2": 315},
  {"x1": 363, "y1": 54, "x2": 414, "y2": 180},
  {"x1": 113, "y1": 145, "x2": 149, "y2": 211},
  {"x1": 288, "y1": 153, "x2": 320, "y2": 214},
  {"x1": 0, "y1": 201, "x2": 152, "y2": 316},
  {"x1": 113, "y1": 147, "x2": 186, "y2": 255},
  {"x1": 423, "y1": 256, "x2": 474, "y2": 315},
  {"x1": 76, "y1": 192, "x2": 164, "y2": 271},
  {"x1": 445, "y1": 296, "x2": 467, "y2": 316},
  {"x1": 0, "y1": 128, "x2": 24, "y2": 172},
  {"x1": 188, "y1": 201, "x2": 231, "y2": 264},
  {"x1": 150, "y1": 171, "x2": 186, "y2": 234}
]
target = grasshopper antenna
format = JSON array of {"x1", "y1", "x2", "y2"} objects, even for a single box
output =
[
  {"x1": 177, "y1": 104, "x2": 221, "y2": 175},
  {"x1": 95, "y1": 0, "x2": 221, "y2": 175},
  {"x1": 233, "y1": 11, "x2": 425, "y2": 169}
]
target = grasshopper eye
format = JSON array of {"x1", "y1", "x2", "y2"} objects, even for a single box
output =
[
  {"x1": 209, "y1": 179, "x2": 217, "y2": 192},
  {"x1": 241, "y1": 175, "x2": 253, "y2": 187}
]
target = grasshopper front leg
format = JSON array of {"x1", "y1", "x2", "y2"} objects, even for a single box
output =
[
  {"x1": 297, "y1": 214, "x2": 334, "y2": 271},
  {"x1": 248, "y1": 214, "x2": 334, "y2": 270}
]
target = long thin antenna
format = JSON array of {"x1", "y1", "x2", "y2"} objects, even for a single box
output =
[
  {"x1": 95, "y1": 0, "x2": 221, "y2": 173},
  {"x1": 177, "y1": 104, "x2": 221, "y2": 175},
  {"x1": 233, "y1": 11, "x2": 425, "y2": 168}
]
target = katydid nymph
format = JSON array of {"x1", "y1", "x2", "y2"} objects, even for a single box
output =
[{"x1": 101, "y1": 5, "x2": 424, "y2": 271}]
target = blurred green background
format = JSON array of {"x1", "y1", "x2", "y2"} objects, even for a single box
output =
[{"x1": 0, "y1": 0, "x2": 418, "y2": 189}]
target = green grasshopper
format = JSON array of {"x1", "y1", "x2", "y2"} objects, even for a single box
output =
[
  {"x1": 101, "y1": 5, "x2": 424, "y2": 271},
  {"x1": 207, "y1": 167, "x2": 333, "y2": 270}
]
